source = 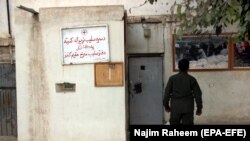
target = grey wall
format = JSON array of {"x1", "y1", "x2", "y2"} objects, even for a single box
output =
[{"x1": 126, "y1": 23, "x2": 164, "y2": 53}]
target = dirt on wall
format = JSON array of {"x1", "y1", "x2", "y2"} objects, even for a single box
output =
[{"x1": 28, "y1": 14, "x2": 50, "y2": 141}]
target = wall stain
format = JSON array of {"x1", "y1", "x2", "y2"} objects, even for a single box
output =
[{"x1": 28, "y1": 14, "x2": 50, "y2": 141}]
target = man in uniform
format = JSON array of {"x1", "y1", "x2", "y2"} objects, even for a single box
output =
[{"x1": 163, "y1": 59, "x2": 203, "y2": 125}]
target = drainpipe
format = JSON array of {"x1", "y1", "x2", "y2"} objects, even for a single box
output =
[{"x1": 6, "y1": 0, "x2": 11, "y2": 37}]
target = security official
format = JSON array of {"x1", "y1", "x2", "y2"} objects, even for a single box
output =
[{"x1": 163, "y1": 59, "x2": 203, "y2": 125}]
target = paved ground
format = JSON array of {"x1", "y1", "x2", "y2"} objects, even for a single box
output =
[{"x1": 0, "y1": 136, "x2": 17, "y2": 141}]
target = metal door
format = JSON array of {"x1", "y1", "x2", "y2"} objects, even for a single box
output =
[
  {"x1": 0, "y1": 64, "x2": 17, "y2": 136},
  {"x1": 129, "y1": 56, "x2": 163, "y2": 124}
]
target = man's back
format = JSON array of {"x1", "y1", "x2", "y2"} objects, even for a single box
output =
[
  {"x1": 166, "y1": 72, "x2": 200, "y2": 113},
  {"x1": 170, "y1": 72, "x2": 196, "y2": 99},
  {"x1": 163, "y1": 59, "x2": 203, "y2": 125}
]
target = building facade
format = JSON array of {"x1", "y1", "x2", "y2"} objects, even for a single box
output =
[{"x1": 0, "y1": 0, "x2": 250, "y2": 141}]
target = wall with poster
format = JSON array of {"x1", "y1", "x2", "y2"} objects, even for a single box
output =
[
  {"x1": 15, "y1": 6, "x2": 125, "y2": 141},
  {"x1": 62, "y1": 25, "x2": 110, "y2": 64}
]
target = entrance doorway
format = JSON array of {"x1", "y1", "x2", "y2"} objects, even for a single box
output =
[{"x1": 128, "y1": 56, "x2": 163, "y2": 124}]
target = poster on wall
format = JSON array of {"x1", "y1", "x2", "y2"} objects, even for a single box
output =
[
  {"x1": 173, "y1": 34, "x2": 230, "y2": 71},
  {"x1": 61, "y1": 25, "x2": 110, "y2": 64},
  {"x1": 233, "y1": 40, "x2": 250, "y2": 68}
]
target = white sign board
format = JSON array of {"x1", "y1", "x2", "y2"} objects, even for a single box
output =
[{"x1": 61, "y1": 25, "x2": 110, "y2": 64}]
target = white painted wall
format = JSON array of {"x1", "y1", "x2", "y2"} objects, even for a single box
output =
[
  {"x1": 15, "y1": 0, "x2": 124, "y2": 11},
  {"x1": 0, "y1": 0, "x2": 15, "y2": 38},
  {"x1": 0, "y1": 0, "x2": 9, "y2": 38},
  {"x1": 16, "y1": 0, "x2": 177, "y2": 15},
  {"x1": 3, "y1": 0, "x2": 179, "y2": 38},
  {"x1": 125, "y1": 0, "x2": 179, "y2": 16},
  {"x1": 15, "y1": 6, "x2": 125, "y2": 141}
]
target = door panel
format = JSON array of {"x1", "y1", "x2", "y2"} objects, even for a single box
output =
[
  {"x1": 129, "y1": 57, "x2": 163, "y2": 124},
  {"x1": 0, "y1": 64, "x2": 17, "y2": 136}
]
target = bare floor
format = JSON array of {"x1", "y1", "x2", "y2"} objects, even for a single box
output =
[{"x1": 0, "y1": 136, "x2": 17, "y2": 141}]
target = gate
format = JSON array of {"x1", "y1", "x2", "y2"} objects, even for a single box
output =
[{"x1": 0, "y1": 64, "x2": 17, "y2": 136}]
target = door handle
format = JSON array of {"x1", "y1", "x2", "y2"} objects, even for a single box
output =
[{"x1": 133, "y1": 82, "x2": 142, "y2": 94}]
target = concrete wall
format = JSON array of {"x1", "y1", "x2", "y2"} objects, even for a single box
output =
[
  {"x1": 14, "y1": 0, "x2": 178, "y2": 16},
  {"x1": 0, "y1": 0, "x2": 9, "y2": 38},
  {"x1": 0, "y1": 0, "x2": 15, "y2": 64},
  {"x1": 3, "y1": 0, "x2": 179, "y2": 38},
  {"x1": 0, "y1": 0, "x2": 15, "y2": 38},
  {"x1": 125, "y1": 0, "x2": 180, "y2": 16},
  {"x1": 15, "y1": 0, "x2": 124, "y2": 12},
  {"x1": 15, "y1": 6, "x2": 125, "y2": 141},
  {"x1": 126, "y1": 23, "x2": 164, "y2": 53},
  {"x1": 127, "y1": 20, "x2": 250, "y2": 124}
]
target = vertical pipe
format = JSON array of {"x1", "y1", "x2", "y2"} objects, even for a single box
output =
[
  {"x1": 6, "y1": 0, "x2": 12, "y2": 37},
  {"x1": 14, "y1": 89, "x2": 17, "y2": 136},
  {"x1": 10, "y1": 90, "x2": 13, "y2": 136}
]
